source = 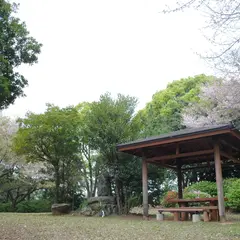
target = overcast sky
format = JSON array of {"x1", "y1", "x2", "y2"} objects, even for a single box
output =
[{"x1": 3, "y1": 0, "x2": 213, "y2": 118}]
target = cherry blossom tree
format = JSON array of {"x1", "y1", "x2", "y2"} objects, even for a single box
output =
[{"x1": 183, "y1": 79, "x2": 240, "y2": 128}]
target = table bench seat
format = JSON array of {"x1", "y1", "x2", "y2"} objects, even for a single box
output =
[{"x1": 157, "y1": 206, "x2": 218, "y2": 221}]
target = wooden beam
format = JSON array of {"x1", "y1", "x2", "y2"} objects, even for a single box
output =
[
  {"x1": 214, "y1": 143, "x2": 226, "y2": 222},
  {"x1": 220, "y1": 151, "x2": 240, "y2": 163},
  {"x1": 231, "y1": 130, "x2": 240, "y2": 140},
  {"x1": 118, "y1": 129, "x2": 231, "y2": 152},
  {"x1": 182, "y1": 163, "x2": 240, "y2": 171},
  {"x1": 221, "y1": 139, "x2": 240, "y2": 152},
  {"x1": 147, "y1": 161, "x2": 177, "y2": 170},
  {"x1": 142, "y1": 158, "x2": 148, "y2": 219},
  {"x1": 146, "y1": 149, "x2": 214, "y2": 162}
]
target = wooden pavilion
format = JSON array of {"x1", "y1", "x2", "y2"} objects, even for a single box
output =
[{"x1": 117, "y1": 124, "x2": 240, "y2": 222}]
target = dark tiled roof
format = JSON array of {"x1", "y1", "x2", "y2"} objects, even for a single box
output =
[{"x1": 117, "y1": 124, "x2": 234, "y2": 150}]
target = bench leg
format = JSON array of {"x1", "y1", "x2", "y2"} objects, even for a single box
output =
[
  {"x1": 180, "y1": 212, "x2": 188, "y2": 221},
  {"x1": 203, "y1": 211, "x2": 209, "y2": 222},
  {"x1": 210, "y1": 209, "x2": 218, "y2": 221},
  {"x1": 173, "y1": 212, "x2": 179, "y2": 221}
]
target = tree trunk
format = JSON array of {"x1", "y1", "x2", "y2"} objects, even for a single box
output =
[
  {"x1": 54, "y1": 164, "x2": 60, "y2": 203},
  {"x1": 115, "y1": 177, "x2": 122, "y2": 214},
  {"x1": 87, "y1": 148, "x2": 93, "y2": 198},
  {"x1": 11, "y1": 200, "x2": 17, "y2": 212},
  {"x1": 123, "y1": 186, "x2": 128, "y2": 215},
  {"x1": 61, "y1": 162, "x2": 65, "y2": 202}
]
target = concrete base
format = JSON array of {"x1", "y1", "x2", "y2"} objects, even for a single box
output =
[
  {"x1": 156, "y1": 213, "x2": 164, "y2": 221},
  {"x1": 192, "y1": 214, "x2": 201, "y2": 223}
]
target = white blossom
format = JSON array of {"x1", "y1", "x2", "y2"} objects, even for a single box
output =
[{"x1": 183, "y1": 79, "x2": 240, "y2": 128}]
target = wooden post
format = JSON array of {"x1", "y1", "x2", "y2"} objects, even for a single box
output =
[
  {"x1": 176, "y1": 144, "x2": 183, "y2": 199},
  {"x1": 214, "y1": 143, "x2": 226, "y2": 222},
  {"x1": 177, "y1": 164, "x2": 187, "y2": 220},
  {"x1": 177, "y1": 165, "x2": 183, "y2": 199},
  {"x1": 142, "y1": 158, "x2": 148, "y2": 219}
]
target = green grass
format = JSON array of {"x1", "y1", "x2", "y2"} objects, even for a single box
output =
[{"x1": 0, "y1": 213, "x2": 240, "y2": 240}]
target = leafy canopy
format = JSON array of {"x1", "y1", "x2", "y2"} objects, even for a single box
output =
[
  {"x1": 0, "y1": 0, "x2": 42, "y2": 109},
  {"x1": 14, "y1": 104, "x2": 80, "y2": 165},
  {"x1": 137, "y1": 74, "x2": 214, "y2": 136}
]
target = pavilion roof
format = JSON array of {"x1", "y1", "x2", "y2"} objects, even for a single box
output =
[{"x1": 117, "y1": 124, "x2": 240, "y2": 168}]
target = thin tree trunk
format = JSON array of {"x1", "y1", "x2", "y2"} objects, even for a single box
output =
[
  {"x1": 82, "y1": 164, "x2": 90, "y2": 198},
  {"x1": 54, "y1": 164, "x2": 60, "y2": 203},
  {"x1": 124, "y1": 186, "x2": 128, "y2": 215},
  {"x1": 115, "y1": 177, "x2": 122, "y2": 214},
  {"x1": 87, "y1": 147, "x2": 93, "y2": 197},
  {"x1": 61, "y1": 162, "x2": 65, "y2": 202}
]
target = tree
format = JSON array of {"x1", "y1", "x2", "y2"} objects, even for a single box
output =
[
  {"x1": 0, "y1": 0, "x2": 42, "y2": 109},
  {"x1": 183, "y1": 78, "x2": 240, "y2": 128},
  {"x1": 0, "y1": 116, "x2": 48, "y2": 210},
  {"x1": 163, "y1": 1, "x2": 240, "y2": 76},
  {"x1": 14, "y1": 104, "x2": 81, "y2": 203},
  {"x1": 84, "y1": 93, "x2": 140, "y2": 213},
  {"x1": 0, "y1": 162, "x2": 49, "y2": 210},
  {"x1": 137, "y1": 74, "x2": 214, "y2": 137},
  {"x1": 76, "y1": 102, "x2": 100, "y2": 198},
  {"x1": 0, "y1": 116, "x2": 18, "y2": 180}
]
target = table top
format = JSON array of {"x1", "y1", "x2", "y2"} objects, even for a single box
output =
[{"x1": 168, "y1": 197, "x2": 227, "y2": 203}]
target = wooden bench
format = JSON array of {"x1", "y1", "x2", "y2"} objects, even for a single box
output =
[{"x1": 157, "y1": 206, "x2": 218, "y2": 222}]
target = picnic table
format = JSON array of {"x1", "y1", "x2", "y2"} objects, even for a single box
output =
[{"x1": 158, "y1": 197, "x2": 227, "y2": 221}]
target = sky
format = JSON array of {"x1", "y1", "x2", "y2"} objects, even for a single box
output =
[{"x1": 3, "y1": 0, "x2": 213, "y2": 118}]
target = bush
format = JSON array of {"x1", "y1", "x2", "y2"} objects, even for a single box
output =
[
  {"x1": 225, "y1": 179, "x2": 240, "y2": 212},
  {"x1": 127, "y1": 195, "x2": 141, "y2": 210},
  {"x1": 223, "y1": 178, "x2": 238, "y2": 193},
  {"x1": 16, "y1": 199, "x2": 52, "y2": 213},
  {"x1": 184, "y1": 181, "x2": 217, "y2": 196},
  {"x1": 79, "y1": 199, "x2": 88, "y2": 210},
  {"x1": 0, "y1": 203, "x2": 12, "y2": 212},
  {"x1": 183, "y1": 191, "x2": 211, "y2": 199},
  {"x1": 160, "y1": 191, "x2": 178, "y2": 207},
  {"x1": 183, "y1": 190, "x2": 211, "y2": 206}
]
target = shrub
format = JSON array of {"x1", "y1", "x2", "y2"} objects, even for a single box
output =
[
  {"x1": 127, "y1": 195, "x2": 141, "y2": 210},
  {"x1": 183, "y1": 191, "x2": 211, "y2": 199},
  {"x1": 225, "y1": 179, "x2": 240, "y2": 212},
  {"x1": 0, "y1": 203, "x2": 12, "y2": 212},
  {"x1": 79, "y1": 199, "x2": 88, "y2": 210},
  {"x1": 183, "y1": 190, "x2": 211, "y2": 206},
  {"x1": 184, "y1": 181, "x2": 217, "y2": 196},
  {"x1": 161, "y1": 191, "x2": 178, "y2": 207},
  {"x1": 223, "y1": 178, "x2": 238, "y2": 193},
  {"x1": 16, "y1": 199, "x2": 52, "y2": 213}
]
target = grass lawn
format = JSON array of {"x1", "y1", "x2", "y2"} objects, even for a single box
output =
[{"x1": 0, "y1": 213, "x2": 240, "y2": 240}]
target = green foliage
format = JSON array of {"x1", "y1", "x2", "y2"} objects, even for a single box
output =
[
  {"x1": 225, "y1": 179, "x2": 240, "y2": 212},
  {"x1": 79, "y1": 199, "x2": 88, "y2": 210},
  {"x1": 0, "y1": 202, "x2": 11, "y2": 212},
  {"x1": 183, "y1": 191, "x2": 211, "y2": 199},
  {"x1": 83, "y1": 93, "x2": 141, "y2": 213},
  {"x1": 183, "y1": 179, "x2": 240, "y2": 210},
  {"x1": 16, "y1": 199, "x2": 51, "y2": 213},
  {"x1": 0, "y1": 0, "x2": 42, "y2": 109},
  {"x1": 86, "y1": 93, "x2": 139, "y2": 157},
  {"x1": 14, "y1": 104, "x2": 81, "y2": 203},
  {"x1": 127, "y1": 195, "x2": 141, "y2": 209},
  {"x1": 184, "y1": 181, "x2": 217, "y2": 196},
  {"x1": 137, "y1": 74, "x2": 214, "y2": 137},
  {"x1": 223, "y1": 178, "x2": 237, "y2": 193},
  {"x1": 0, "y1": 200, "x2": 51, "y2": 212}
]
